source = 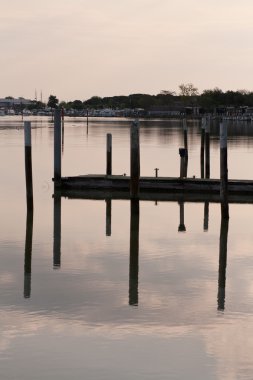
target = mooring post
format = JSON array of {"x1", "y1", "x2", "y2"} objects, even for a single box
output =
[
  {"x1": 106, "y1": 133, "x2": 112, "y2": 175},
  {"x1": 61, "y1": 107, "x2": 65, "y2": 154},
  {"x1": 205, "y1": 116, "x2": 210, "y2": 179},
  {"x1": 178, "y1": 201, "x2": 186, "y2": 232},
  {"x1": 200, "y1": 117, "x2": 205, "y2": 178},
  {"x1": 179, "y1": 148, "x2": 186, "y2": 178},
  {"x1": 53, "y1": 192, "x2": 61, "y2": 268},
  {"x1": 86, "y1": 109, "x2": 89, "y2": 134},
  {"x1": 220, "y1": 122, "x2": 229, "y2": 219},
  {"x1": 130, "y1": 120, "x2": 140, "y2": 198},
  {"x1": 54, "y1": 108, "x2": 62, "y2": 186},
  {"x1": 183, "y1": 118, "x2": 188, "y2": 152},
  {"x1": 129, "y1": 199, "x2": 140, "y2": 306},
  {"x1": 24, "y1": 208, "x2": 33, "y2": 298},
  {"x1": 24, "y1": 121, "x2": 33, "y2": 210},
  {"x1": 106, "y1": 199, "x2": 112, "y2": 236},
  {"x1": 218, "y1": 217, "x2": 229, "y2": 310}
]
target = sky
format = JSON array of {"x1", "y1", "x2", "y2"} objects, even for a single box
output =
[{"x1": 1, "y1": 0, "x2": 253, "y2": 101}]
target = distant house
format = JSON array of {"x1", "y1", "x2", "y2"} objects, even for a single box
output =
[{"x1": 147, "y1": 105, "x2": 200, "y2": 117}]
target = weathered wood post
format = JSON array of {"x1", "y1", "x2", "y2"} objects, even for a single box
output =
[
  {"x1": 53, "y1": 192, "x2": 61, "y2": 268},
  {"x1": 179, "y1": 148, "x2": 187, "y2": 178},
  {"x1": 54, "y1": 108, "x2": 62, "y2": 186},
  {"x1": 130, "y1": 120, "x2": 140, "y2": 198},
  {"x1": 129, "y1": 199, "x2": 139, "y2": 306},
  {"x1": 220, "y1": 122, "x2": 229, "y2": 219},
  {"x1": 200, "y1": 117, "x2": 205, "y2": 178},
  {"x1": 106, "y1": 133, "x2": 112, "y2": 175},
  {"x1": 218, "y1": 217, "x2": 229, "y2": 310},
  {"x1": 24, "y1": 208, "x2": 33, "y2": 298},
  {"x1": 106, "y1": 199, "x2": 112, "y2": 236},
  {"x1": 61, "y1": 107, "x2": 64, "y2": 154},
  {"x1": 178, "y1": 201, "x2": 186, "y2": 232},
  {"x1": 24, "y1": 121, "x2": 33, "y2": 210},
  {"x1": 86, "y1": 109, "x2": 89, "y2": 135},
  {"x1": 205, "y1": 116, "x2": 210, "y2": 179},
  {"x1": 183, "y1": 118, "x2": 188, "y2": 152}
]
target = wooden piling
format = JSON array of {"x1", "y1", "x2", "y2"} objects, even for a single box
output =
[
  {"x1": 86, "y1": 109, "x2": 89, "y2": 135},
  {"x1": 200, "y1": 117, "x2": 205, "y2": 178},
  {"x1": 129, "y1": 199, "x2": 139, "y2": 306},
  {"x1": 24, "y1": 208, "x2": 33, "y2": 298},
  {"x1": 218, "y1": 217, "x2": 229, "y2": 310},
  {"x1": 130, "y1": 120, "x2": 140, "y2": 198},
  {"x1": 54, "y1": 109, "x2": 62, "y2": 186},
  {"x1": 106, "y1": 133, "x2": 112, "y2": 175},
  {"x1": 205, "y1": 117, "x2": 210, "y2": 179},
  {"x1": 53, "y1": 193, "x2": 61, "y2": 268},
  {"x1": 179, "y1": 148, "x2": 187, "y2": 178},
  {"x1": 106, "y1": 199, "x2": 112, "y2": 236},
  {"x1": 24, "y1": 121, "x2": 33, "y2": 210},
  {"x1": 183, "y1": 118, "x2": 188, "y2": 152},
  {"x1": 220, "y1": 122, "x2": 229, "y2": 219}
]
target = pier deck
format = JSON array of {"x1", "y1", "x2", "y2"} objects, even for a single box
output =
[{"x1": 54, "y1": 175, "x2": 253, "y2": 203}]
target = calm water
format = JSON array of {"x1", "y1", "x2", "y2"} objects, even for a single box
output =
[{"x1": 1, "y1": 116, "x2": 253, "y2": 379}]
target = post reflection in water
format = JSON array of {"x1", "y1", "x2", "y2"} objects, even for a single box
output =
[
  {"x1": 53, "y1": 193, "x2": 61, "y2": 269},
  {"x1": 106, "y1": 199, "x2": 112, "y2": 236},
  {"x1": 204, "y1": 202, "x2": 209, "y2": 231},
  {"x1": 178, "y1": 202, "x2": 186, "y2": 232},
  {"x1": 24, "y1": 208, "x2": 34, "y2": 298},
  {"x1": 217, "y1": 217, "x2": 229, "y2": 311},
  {"x1": 129, "y1": 199, "x2": 140, "y2": 306}
]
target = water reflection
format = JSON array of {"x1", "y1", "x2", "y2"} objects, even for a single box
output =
[
  {"x1": 24, "y1": 208, "x2": 33, "y2": 298},
  {"x1": 217, "y1": 218, "x2": 229, "y2": 311},
  {"x1": 204, "y1": 202, "x2": 209, "y2": 231},
  {"x1": 178, "y1": 202, "x2": 186, "y2": 232},
  {"x1": 105, "y1": 199, "x2": 112, "y2": 236},
  {"x1": 53, "y1": 194, "x2": 61, "y2": 269},
  {"x1": 129, "y1": 199, "x2": 139, "y2": 306}
]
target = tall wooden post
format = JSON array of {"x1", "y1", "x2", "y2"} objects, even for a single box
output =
[
  {"x1": 54, "y1": 109, "x2": 62, "y2": 186},
  {"x1": 179, "y1": 148, "x2": 187, "y2": 178},
  {"x1": 205, "y1": 116, "x2": 210, "y2": 179},
  {"x1": 200, "y1": 117, "x2": 205, "y2": 178},
  {"x1": 24, "y1": 121, "x2": 33, "y2": 210},
  {"x1": 24, "y1": 208, "x2": 33, "y2": 298},
  {"x1": 61, "y1": 107, "x2": 64, "y2": 154},
  {"x1": 129, "y1": 199, "x2": 139, "y2": 306},
  {"x1": 183, "y1": 118, "x2": 188, "y2": 152},
  {"x1": 86, "y1": 109, "x2": 89, "y2": 135},
  {"x1": 218, "y1": 218, "x2": 229, "y2": 310},
  {"x1": 53, "y1": 193, "x2": 61, "y2": 268},
  {"x1": 130, "y1": 120, "x2": 140, "y2": 198},
  {"x1": 106, "y1": 199, "x2": 112, "y2": 236},
  {"x1": 220, "y1": 122, "x2": 229, "y2": 219},
  {"x1": 106, "y1": 133, "x2": 112, "y2": 175}
]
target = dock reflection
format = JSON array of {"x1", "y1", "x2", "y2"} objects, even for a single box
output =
[
  {"x1": 24, "y1": 208, "x2": 33, "y2": 298},
  {"x1": 49, "y1": 192, "x2": 231, "y2": 310}
]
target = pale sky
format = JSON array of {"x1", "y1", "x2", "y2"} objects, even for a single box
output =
[{"x1": 1, "y1": 0, "x2": 253, "y2": 101}]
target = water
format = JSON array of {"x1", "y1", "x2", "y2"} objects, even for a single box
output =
[{"x1": 1, "y1": 116, "x2": 253, "y2": 379}]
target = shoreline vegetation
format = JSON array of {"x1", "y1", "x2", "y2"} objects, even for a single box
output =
[{"x1": 3, "y1": 84, "x2": 253, "y2": 117}]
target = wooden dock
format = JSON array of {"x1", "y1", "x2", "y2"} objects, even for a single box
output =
[{"x1": 54, "y1": 175, "x2": 253, "y2": 203}]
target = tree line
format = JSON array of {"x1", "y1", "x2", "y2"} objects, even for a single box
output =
[{"x1": 24, "y1": 84, "x2": 253, "y2": 111}]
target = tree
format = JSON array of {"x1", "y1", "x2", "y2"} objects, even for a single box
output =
[
  {"x1": 47, "y1": 95, "x2": 59, "y2": 109},
  {"x1": 179, "y1": 83, "x2": 198, "y2": 96}
]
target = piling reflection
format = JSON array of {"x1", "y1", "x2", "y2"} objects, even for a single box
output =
[
  {"x1": 106, "y1": 199, "x2": 112, "y2": 236},
  {"x1": 178, "y1": 202, "x2": 186, "y2": 232},
  {"x1": 129, "y1": 199, "x2": 140, "y2": 306},
  {"x1": 24, "y1": 208, "x2": 34, "y2": 298},
  {"x1": 217, "y1": 218, "x2": 229, "y2": 311},
  {"x1": 203, "y1": 202, "x2": 209, "y2": 231},
  {"x1": 53, "y1": 194, "x2": 62, "y2": 269}
]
